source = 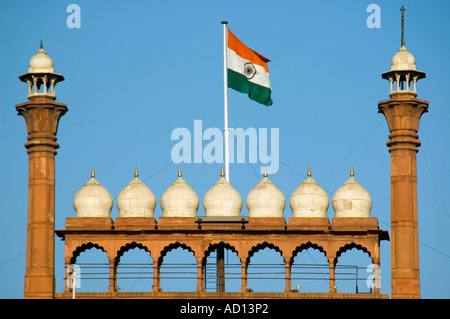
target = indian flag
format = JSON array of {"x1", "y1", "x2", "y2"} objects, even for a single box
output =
[{"x1": 227, "y1": 29, "x2": 273, "y2": 106}]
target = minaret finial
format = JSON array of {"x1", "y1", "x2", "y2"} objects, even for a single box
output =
[
  {"x1": 350, "y1": 166, "x2": 354, "y2": 177},
  {"x1": 134, "y1": 167, "x2": 139, "y2": 178},
  {"x1": 91, "y1": 167, "x2": 95, "y2": 178},
  {"x1": 263, "y1": 167, "x2": 268, "y2": 178},
  {"x1": 307, "y1": 166, "x2": 311, "y2": 178},
  {"x1": 220, "y1": 166, "x2": 225, "y2": 177},
  {"x1": 401, "y1": 6, "x2": 405, "y2": 47},
  {"x1": 178, "y1": 166, "x2": 182, "y2": 178}
]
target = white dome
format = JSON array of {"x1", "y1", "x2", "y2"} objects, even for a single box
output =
[
  {"x1": 290, "y1": 167, "x2": 329, "y2": 217},
  {"x1": 247, "y1": 169, "x2": 285, "y2": 217},
  {"x1": 117, "y1": 168, "x2": 156, "y2": 217},
  {"x1": 203, "y1": 168, "x2": 242, "y2": 217},
  {"x1": 73, "y1": 169, "x2": 113, "y2": 217},
  {"x1": 161, "y1": 168, "x2": 199, "y2": 217},
  {"x1": 332, "y1": 167, "x2": 372, "y2": 218},
  {"x1": 391, "y1": 45, "x2": 416, "y2": 71},
  {"x1": 28, "y1": 42, "x2": 55, "y2": 73}
]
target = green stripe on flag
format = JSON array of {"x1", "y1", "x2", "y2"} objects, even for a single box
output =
[{"x1": 228, "y1": 69, "x2": 273, "y2": 106}]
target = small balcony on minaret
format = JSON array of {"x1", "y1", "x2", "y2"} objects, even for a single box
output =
[
  {"x1": 381, "y1": 46, "x2": 425, "y2": 98},
  {"x1": 18, "y1": 41, "x2": 64, "y2": 100},
  {"x1": 381, "y1": 6, "x2": 425, "y2": 98}
]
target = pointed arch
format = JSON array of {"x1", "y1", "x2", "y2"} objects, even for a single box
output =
[
  {"x1": 70, "y1": 242, "x2": 106, "y2": 264},
  {"x1": 115, "y1": 241, "x2": 151, "y2": 266},
  {"x1": 246, "y1": 242, "x2": 285, "y2": 292},
  {"x1": 290, "y1": 241, "x2": 327, "y2": 266},
  {"x1": 115, "y1": 242, "x2": 153, "y2": 292},
  {"x1": 247, "y1": 241, "x2": 284, "y2": 265},
  {"x1": 158, "y1": 242, "x2": 196, "y2": 266},
  {"x1": 70, "y1": 242, "x2": 109, "y2": 292},
  {"x1": 336, "y1": 243, "x2": 372, "y2": 262},
  {"x1": 159, "y1": 242, "x2": 197, "y2": 292},
  {"x1": 203, "y1": 241, "x2": 241, "y2": 292},
  {"x1": 290, "y1": 242, "x2": 329, "y2": 293},
  {"x1": 203, "y1": 241, "x2": 239, "y2": 266},
  {"x1": 335, "y1": 243, "x2": 374, "y2": 293}
]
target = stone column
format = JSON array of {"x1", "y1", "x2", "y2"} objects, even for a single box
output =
[
  {"x1": 328, "y1": 257, "x2": 336, "y2": 293},
  {"x1": 217, "y1": 245, "x2": 225, "y2": 292},
  {"x1": 108, "y1": 257, "x2": 116, "y2": 293},
  {"x1": 241, "y1": 258, "x2": 247, "y2": 292},
  {"x1": 64, "y1": 258, "x2": 71, "y2": 293},
  {"x1": 16, "y1": 95, "x2": 67, "y2": 299},
  {"x1": 153, "y1": 260, "x2": 160, "y2": 292},
  {"x1": 285, "y1": 260, "x2": 291, "y2": 293},
  {"x1": 378, "y1": 92, "x2": 428, "y2": 299},
  {"x1": 372, "y1": 258, "x2": 381, "y2": 294},
  {"x1": 196, "y1": 257, "x2": 204, "y2": 292}
]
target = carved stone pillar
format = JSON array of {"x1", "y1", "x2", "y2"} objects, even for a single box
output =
[
  {"x1": 108, "y1": 257, "x2": 117, "y2": 293},
  {"x1": 17, "y1": 95, "x2": 67, "y2": 299},
  {"x1": 328, "y1": 257, "x2": 336, "y2": 293},
  {"x1": 285, "y1": 260, "x2": 291, "y2": 293},
  {"x1": 196, "y1": 257, "x2": 204, "y2": 292},
  {"x1": 379, "y1": 93, "x2": 428, "y2": 298},
  {"x1": 241, "y1": 258, "x2": 247, "y2": 292},
  {"x1": 153, "y1": 260, "x2": 160, "y2": 292}
]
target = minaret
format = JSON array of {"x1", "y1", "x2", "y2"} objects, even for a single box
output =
[
  {"x1": 16, "y1": 42, "x2": 68, "y2": 298},
  {"x1": 378, "y1": 7, "x2": 428, "y2": 299}
]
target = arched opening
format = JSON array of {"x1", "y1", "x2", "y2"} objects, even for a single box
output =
[
  {"x1": 247, "y1": 243, "x2": 285, "y2": 292},
  {"x1": 291, "y1": 245, "x2": 329, "y2": 293},
  {"x1": 116, "y1": 243, "x2": 153, "y2": 292},
  {"x1": 203, "y1": 242, "x2": 241, "y2": 292},
  {"x1": 71, "y1": 244, "x2": 109, "y2": 292},
  {"x1": 159, "y1": 244, "x2": 197, "y2": 292},
  {"x1": 335, "y1": 245, "x2": 374, "y2": 293}
]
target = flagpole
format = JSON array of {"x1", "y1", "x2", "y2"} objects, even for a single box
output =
[{"x1": 222, "y1": 20, "x2": 230, "y2": 182}]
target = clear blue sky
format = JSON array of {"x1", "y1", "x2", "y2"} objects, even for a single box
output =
[{"x1": 1, "y1": 0, "x2": 449, "y2": 298}]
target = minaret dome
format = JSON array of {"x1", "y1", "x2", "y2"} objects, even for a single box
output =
[
  {"x1": 18, "y1": 41, "x2": 64, "y2": 100},
  {"x1": 381, "y1": 6, "x2": 425, "y2": 97}
]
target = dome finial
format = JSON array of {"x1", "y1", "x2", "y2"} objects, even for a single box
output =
[
  {"x1": 307, "y1": 166, "x2": 311, "y2": 178},
  {"x1": 40, "y1": 39, "x2": 43, "y2": 50},
  {"x1": 134, "y1": 167, "x2": 139, "y2": 178},
  {"x1": 220, "y1": 166, "x2": 225, "y2": 178},
  {"x1": 91, "y1": 167, "x2": 95, "y2": 178},
  {"x1": 401, "y1": 6, "x2": 405, "y2": 47},
  {"x1": 178, "y1": 166, "x2": 182, "y2": 178},
  {"x1": 263, "y1": 167, "x2": 268, "y2": 178},
  {"x1": 350, "y1": 166, "x2": 354, "y2": 177}
]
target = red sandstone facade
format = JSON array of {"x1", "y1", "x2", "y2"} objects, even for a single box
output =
[{"x1": 54, "y1": 216, "x2": 388, "y2": 299}]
